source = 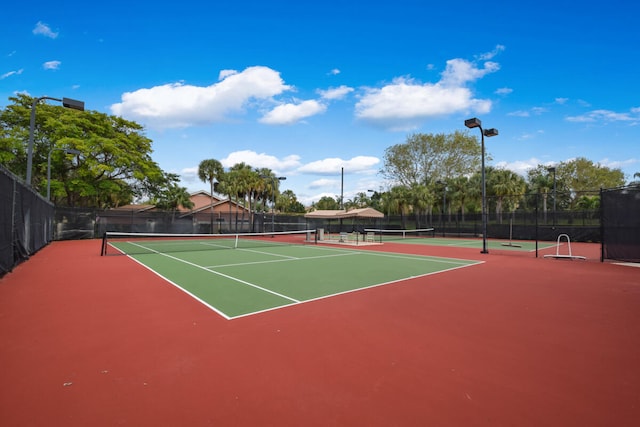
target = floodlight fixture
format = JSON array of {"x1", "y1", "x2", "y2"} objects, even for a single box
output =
[
  {"x1": 464, "y1": 117, "x2": 499, "y2": 254},
  {"x1": 464, "y1": 118, "x2": 482, "y2": 129},
  {"x1": 62, "y1": 97, "x2": 85, "y2": 111}
]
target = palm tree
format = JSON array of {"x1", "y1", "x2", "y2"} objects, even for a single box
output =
[
  {"x1": 409, "y1": 183, "x2": 431, "y2": 228},
  {"x1": 228, "y1": 163, "x2": 253, "y2": 231},
  {"x1": 215, "y1": 172, "x2": 238, "y2": 233},
  {"x1": 388, "y1": 185, "x2": 411, "y2": 229},
  {"x1": 448, "y1": 176, "x2": 470, "y2": 222},
  {"x1": 198, "y1": 159, "x2": 223, "y2": 233},
  {"x1": 255, "y1": 167, "x2": 273, "y2": 211},
  {"x1": 155, "y1": 183, "x2": 194, "y2": 222},
  {"x1": 528, "y1": 172, "x2": 554, "y2": 223},
  {"x1": 488, "y1": 169, "x2": 526, "y2": 224}
]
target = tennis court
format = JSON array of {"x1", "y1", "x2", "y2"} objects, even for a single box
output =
[
  {"x1": 2, "y1": 236, "x2": 639, "y2": 427},
  {"x1": 103, "y1": 231, "x2": 482, "y2": 319},
  {"x1": 365, "y1": 228, "x2": 551, "y2": 252}
]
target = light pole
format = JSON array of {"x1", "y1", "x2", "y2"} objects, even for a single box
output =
[
  {"x1": 465, "y1": 117, "x2": 498, "y2": 254},
  {"x1": 547, "y1": 166, "x2": 557, "y2": 226},
  {"x1": 26, "y1": 96, "x2": 85, "y2": 186},
  {"x1": 260, "y1": 175, "x2": 286, "y2": 233},
  {"x1": 47, "y1": 148, "x2": 81, "y2": 200}
]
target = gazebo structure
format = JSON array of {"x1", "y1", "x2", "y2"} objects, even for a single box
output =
[{"x1": 304, "y1": 207, "x2": 384, "y2": 244}]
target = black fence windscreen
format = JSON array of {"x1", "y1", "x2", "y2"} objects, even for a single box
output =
[
  {"x1": 0, "y1": 165, "x2": 54, "y2": 277},
  {"x1": 602, "y1": 186, "x2": 640, "y2": 262}
]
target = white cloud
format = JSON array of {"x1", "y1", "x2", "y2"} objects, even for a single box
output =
[
  {"x1": 555, "y1": 98, "x2": 568, "y2": 105},
  {"x1": 508, "y1": 107, "x2": 547, "y2": 117},
  {"x1": 110, "y1": 66, "x2": 292, "y2": 128},
  {"x1": 495, "y1": 87, "x2": 513, "y2": 95},
  {"x1": 355, "y1": 51, "x2": 501, "y2": 131},
  {"x1": 259, "y1": 99, "x2": 326, "y2": 125},
  {"x1": 356, "y1": 76, "x2": 491, "y2": 131},
  {"x1": 317, "y1": 85, "x2": 354, "y2": 100},
  {"x1": 219, "y1": 150, "x2": 302, "y2": 173},
  {"x1": 531, "y1": 107, "x2": 548, "y2": 115},
  {"x1": 33, "y1": 21, "x2": 58, "y2": 39},
  {"x1": 179, "y1": 167, "x2": 199, "y2": 183},
  {"x1": 309, "y1": 178, "x2": 340, "y2": 189},
  {"x1": 43, "y1": 60, "x2": 61, "y2": 70},
  {"x1": 477, "y1": 44, "x2": 506, "y2": 61},
  {"x1": 516, "y1": 130, "x2": 544, "y2": 140},
  {"x1": 1, "y1": 69, "x2": 23, "y2": 79},
  {"x1": 599, "y1": 158, "x2": 638, "y2": 170},
  {"x1": 566, "y1": 108, "x2": 640, "y2": 124},
  {"x1": 328, "y1": 68, "x2": 340, "y2": 76},
  {"x1": 439, "y1": 58, "x2": 500, "y2": 87},
  {"x1": 298, "y1": 156, "x2": 379, "y2": 174}
]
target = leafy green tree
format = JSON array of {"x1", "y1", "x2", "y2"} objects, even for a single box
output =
[
  {"x1": 382, "y1": 131, "x2": 481, "y2": 187},
  {"x1": 277, "y1": 189, "x2": 306, "y2": 213},
  {"x1": 313, "y1": 196, "x2": 340, "y2": 210},
  {"x1": 561, "y1": 157, "x2": 624, "y2": 193},
  {"x1": 575, "y1": 194, "x2": 600, "y2": 210},
  {"x1": 527, "y1": 165, "x2": 556, "y2": 223},
  {"x1": 1, "y1": 94, "x2": 167, "y2": 207},
  {"x1": 345, "y1": 192, "x2": 372, "y2": 209},
  {"x1": 154, "y1": 174, "x2": 195, "y2": 220}
]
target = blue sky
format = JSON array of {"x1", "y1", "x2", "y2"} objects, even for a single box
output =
[{"x1": 2, "y1": 0, "x2": 638, "y2": 204}]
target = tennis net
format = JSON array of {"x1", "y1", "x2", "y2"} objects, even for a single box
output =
[
  {"x1": 101, "y1": 229, "x2": 316, "y2": 256},
  {"x1": 364, "y1": 228, "x2": 435, "y2": 243}
]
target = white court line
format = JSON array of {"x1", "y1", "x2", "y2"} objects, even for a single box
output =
[
  {"x1": 122, "y1": 254, "x2": 232, "y2": 320},
  {"x1": 447, "y1": 240, "x2": 479, "y2": 247},
  {"x1": 206, "y1": 251, "x2": 359, "y2": 269},
  {"x1": 120, "y1": 241, "x2": 483, "y2": 320},
  {"x1": 126, "y1": 241, "x2": 300, "y2": 303},
  {"x1": 230, "y1": 259, "x2": 483, "y2": 320}
]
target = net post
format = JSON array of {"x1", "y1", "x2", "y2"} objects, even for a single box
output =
[{"x1": 101, "y1": 232, "x2": 107, "y2": 256}]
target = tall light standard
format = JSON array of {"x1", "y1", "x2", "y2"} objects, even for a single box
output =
[
  {"x1": 260, "y1": 175, "x2": 286, "y2": 233},
  {"x1": 465, "y1": 118, "x2": 498, "y2": 254},
  {"x1": 26, "y1": 96, "x2": 85, "y2": 186},
  {"x1": 47, "y1": 148, "x2": 81, "y2": 200},
  {"x1": 547, "y1": 166, "x2": 557, "y2": 226}
]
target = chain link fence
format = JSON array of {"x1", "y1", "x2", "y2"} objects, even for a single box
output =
[
  {"x1": 0, "y1": 165, "x2": 54, "y2": 277},
  {"x1": 4, "y1": 186, "x2": 635, "y2": 271}
]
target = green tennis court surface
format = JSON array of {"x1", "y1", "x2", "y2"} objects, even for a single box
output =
[
  {"x1": 110, "y1": 240, "x2": 482, "y2": 319},
  {"x1": 363, "y1": 228, "x2": 551, "y2": 252},
  {"x1": 381, "y1": 235, "x2": 551, "y2": 252}
]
